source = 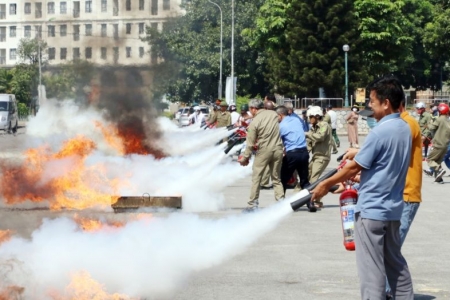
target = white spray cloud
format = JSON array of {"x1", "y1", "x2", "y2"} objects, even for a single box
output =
[{"x1": 0, "y1": 198, "x2": 294, "y2": 299}]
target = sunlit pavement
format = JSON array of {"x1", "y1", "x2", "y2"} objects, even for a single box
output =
[{"x1": 1, "y1": 129, "x2": 449, "y2": 299}]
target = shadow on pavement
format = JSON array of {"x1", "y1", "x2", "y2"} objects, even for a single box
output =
[{"x1": 414, "y1": 294, "x2": 436, "y2": 300}]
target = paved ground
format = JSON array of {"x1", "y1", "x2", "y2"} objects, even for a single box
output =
[{"x1": 1, "y1": 126, "x2": 449, "y2": 299}]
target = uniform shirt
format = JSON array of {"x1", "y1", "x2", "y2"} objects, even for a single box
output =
[
  {"x1": 210, "y1": 110, "x2": 231, "y2": 128},
  {"x1": 231, "y1": 111, "x2": 240, "y2": 125},
  {"x1": 305, "y1": 120, "x2": 331, "y2": 159},
  {"x1": 401, "y1": 111, "x2": 422, "y2": 203},
  {"x1": 243, "y1": 109, "x2": 283, "y2": 159},
  {"x1": 279, "y1": 115, "x2": 307, "y2": 151},
  {"x1": 290, "y1": 112, "x2": 309, "y2": 133},
  {"x1": 418, "y1": 111, "x2": 432, "y2": 138},
  {"x1": 354, "y1": 113, "x2": 411, "y2": 221},
  {"x1": 428, "y1": 115, "x2": 450, "y2": 149},
  {"x1": 327, "y1": 110, "x2": 337, "y2": 129}
]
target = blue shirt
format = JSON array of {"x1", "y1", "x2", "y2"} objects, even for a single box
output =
[
  {"x1": 290, "y1": 112, "x2": 309, "y2": 132},
  {"x1": 279, "y1": 115, "x2": 307, "y2": 151},
  {"x1": 354, "y1": 113, "x2": 412, "y2": 221}
]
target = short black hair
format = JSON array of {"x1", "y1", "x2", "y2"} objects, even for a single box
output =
[
  {"x1": 265, "y1": 94, "x2": 276, "y2": 102},
  {"x1": 367, "y1": 75, "x2": 404, "y2": 110}
]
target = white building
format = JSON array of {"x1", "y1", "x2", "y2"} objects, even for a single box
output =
[{"x1": 0, "y1": 0, "x2": 183, "y2": 67}]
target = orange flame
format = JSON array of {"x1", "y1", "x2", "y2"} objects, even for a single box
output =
[
  {"x1": 0, "y1": 136, "x2": 120, "y2": 210},
  {"x1": 94, "y1": 121, "x2": 125, "y2": 155},
  {"x1": 0, "y1": 230, "x2": 12, "y2": 245},
  {"x1": 49, "y1": 271, "x2": 137, "y2": 300},
  {"x1": 73, "y1": 215, "x2": 125, "y2": 232}
]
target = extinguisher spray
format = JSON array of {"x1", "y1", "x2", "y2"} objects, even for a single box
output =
[{"x1": 339, "y1": 182, "x2": 358, "y2": 251}]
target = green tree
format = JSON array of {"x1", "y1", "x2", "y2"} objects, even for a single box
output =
[
  {"x1": 144, "y1": 0, "x2": 266, "y2": 104},
  {"x1": 17, "y1": 38, "x2": 47, "y2": 65},
  {"x1": 0, "y1": 69, "x2": 13, "y2": 93}
]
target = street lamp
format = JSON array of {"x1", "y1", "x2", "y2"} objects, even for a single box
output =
[
  {"x1": 231, "y1": 0, "x2": 235, "y2": 104},
  {"x1": 343, "y1": 44, "x2": 350, "y2": 107},
  {"x1": 208, "y1": 0, "x2": 223, "y2": 100}
]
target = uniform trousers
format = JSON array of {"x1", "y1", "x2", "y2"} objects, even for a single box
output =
[
  {"x1": 355, "y1": 213, "x2": 414, "y2": 300},
  {"x1": 248, "y1": 148, "x2": 284, "y2": 207}
]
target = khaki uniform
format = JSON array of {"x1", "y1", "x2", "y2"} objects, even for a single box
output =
[
  {"x1": 242, "y1": 109, "x2": 284, "y2": 206},
  {"x1": 305, "y1": 120, "x2": 332, "y2": 205},
  {"x1": 210, "y1": 111, "x2": 231, "y2": 128},
  {"x1": 427, "y1": 115, "x2": 450, "y2": 169},
  {"x1": 418, "y1": 112, "x2": 433, "y2": 138},
  {"x1": 323, "y1": 113, "x2": 337, "y2": 152}
]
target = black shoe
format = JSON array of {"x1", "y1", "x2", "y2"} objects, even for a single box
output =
[
  {"x1": 306, "y1": 202, "x2": 317, "y2": 213},
  {"x1": 424, "y1": 170, "x2": 433, "y2": 177},
  {"x1": 435, "y1": 169, "x2": 446, "y2": 182},
  {"x1": 260, "y1": 185, "x2": 273, "y2": 190},
  {"x1": 332, "y1": 150, "x2": 338, "y2": 154}
]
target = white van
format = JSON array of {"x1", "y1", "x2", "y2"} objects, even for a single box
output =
[{"x1": 0, "y1": 94, "x2": 19, "y2": 133}]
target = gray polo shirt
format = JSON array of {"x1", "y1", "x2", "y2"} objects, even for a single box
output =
[{"x1": 354, "y1": 113, "x2": 412, "y2": 221}]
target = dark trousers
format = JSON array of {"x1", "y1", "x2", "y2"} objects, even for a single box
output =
[{"x1": 281, "y1": 148, "x2": 310, "y2": 193}]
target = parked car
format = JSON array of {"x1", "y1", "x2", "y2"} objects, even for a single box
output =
[
  {"x1": 0, "y1": 94, "x2": 19, "y2": 133},
  {"x1": 178, "y1": 106, "x2": 210, "y2": 127}
]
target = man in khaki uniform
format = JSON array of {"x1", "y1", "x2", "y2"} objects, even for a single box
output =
[
  {"x1": 305, "y1": 106, "x2": 332, "y2": 208},
  {"x1": 260, "y1": 99, "x2": 277, "y2": 189},
  {"x1": 425, "y1": 103, "x2": 450, "y2": 183},
  {"x1": 415, "y1": 102, "x2": 433, "y2": 159},
  {"x1": 209, "y1": 101, "x2": 231, "y2": 128},
  {"x1": 322, "y1": 107, "x2": 338, "y2": 154},
  {"x1": 239, "y1": 98, "x2": 284, "y2": 212}
]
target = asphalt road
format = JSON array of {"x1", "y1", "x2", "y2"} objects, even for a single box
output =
[{"x1": 0, "y1": 126, "x2": 449, "y2": 299}]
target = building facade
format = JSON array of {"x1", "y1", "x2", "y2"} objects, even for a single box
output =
[{"x1": 0, "y1": 0, "x2": 183, "y2": 67}]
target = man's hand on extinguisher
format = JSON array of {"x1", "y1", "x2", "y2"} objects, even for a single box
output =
[
  {"x1": 311, "y1": 180, "x2": 333, "y2": 202},
  {"x1": 238, "y1": 156, "x2": 250, "y2": 166},
  {"x1": 343, "y1": 148, "x2": 359, "y2": 161}
]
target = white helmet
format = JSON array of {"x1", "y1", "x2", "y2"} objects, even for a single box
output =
[
  {"x1": 307, "y1": 106, "x2": 323, "y2": 117},
  {"x1": 415, "y1": 102, "x2": 426, "y2": 109},
  {"x1": 193, "y1": 106, "x2": 200, "y2": 111}
]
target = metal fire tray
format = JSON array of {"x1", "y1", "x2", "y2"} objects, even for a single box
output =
[{"x1": 112, "y1": 193, "x2": 182, "y2": 212}]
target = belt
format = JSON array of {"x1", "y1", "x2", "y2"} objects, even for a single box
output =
[{"x1": 287, "y1": 147, "x2": 307, "y2": 153}]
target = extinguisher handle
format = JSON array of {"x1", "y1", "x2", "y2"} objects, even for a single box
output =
[
  {"x1": 305, "y1": 169, "x2": 338, "y2": 191},
  {"x1": 329, "y1": 185, "x2": 340, "y2": 193},
  {"x1": 337, "y1": 152, "x2": 347, "y2": 162},
  {"x1": 290, "y1": 185, "x2": 341, "y2": 211}
]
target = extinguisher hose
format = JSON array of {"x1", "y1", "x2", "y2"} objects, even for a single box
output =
[
  {"x1": 290, "y1": 185, "x2": 339, "y2": 211},
  {"x1": 224, "y1": 138, "x2": 244, "y2": 154}
]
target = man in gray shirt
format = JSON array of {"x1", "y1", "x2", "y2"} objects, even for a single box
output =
[{"x1": 311, "y1": 76, "x2": 414, "y2": 300}]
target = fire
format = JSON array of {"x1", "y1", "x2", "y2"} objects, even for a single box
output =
[
  {"x1": 50, "y1": 271, "x2": 137, "y2": 300},
  {"x1": 0, "y1": 136, "x2": 120, "y2": 210},
  {"x1": 0, "y1": 230, "x2": 12, "y2": 245},
  {"x1": 73, "y1": 214, "x2": 125, "y2": 232},
  {"x1": 94, "y1": 121, "x2": 125, "y2": 155}
]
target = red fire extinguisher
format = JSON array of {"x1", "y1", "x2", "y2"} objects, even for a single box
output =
[{"x1": 339, "y1": 184, "x2": 358, "y2": 251}]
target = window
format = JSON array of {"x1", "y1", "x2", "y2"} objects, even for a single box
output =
[
  {"x1": 73, "y1": 25, "x2": 80, "y2": 41},
  {"x1": 139, "y1": 47, "x2": 144, "y2": 58},
  {"x1": 60, "y1": 48, "x2": 67, "y2": 60},
  {"x1": 0, "y1": 28, "x2": 5, "y2": 42},
  {"x1": 48, "y1": 2, "x2": 55, "y2": 14},
  {"x1": 151, "y1": 0, "x2": 158, "y2": 15},
  {"x1": 10, "y1": 48, "x2": 16, "y2": 60},
  {"x1": 139, "y1": 0, "x2": 145, "y2": 10},
  {"x1": 60, "y1": 25, "x2": 67, "y2": 36},
  {"x1": 139, "y1": 23, "x2": 145, "y2": 34},
  {"x1": 73, "y1": 47, "x2": 80, "y2": 59},
  {"x1": 163, "y1": 0, "x2": 170, "y2": 10},
  {"x1": 85, "y1": 24, "x2": 92, "y2": 36},
  {"x1": 101, "y1": 24, "x2": 107, "y2": 37},
  {"x1": 126, "y1": 23, "x2": 131, "y2": 34},
  {"x1": 113, "y1": 0, "x2": 118, "y2": 16},
  {"x1": 48, "y1": 47, "x2": 55, "y2": 60},
  {"x1": 10, "y1": 4, "x2": 17, "y2": 15},
  {"x1": 0, "y1": 51, "x2": 5, "y2": 65},
  {"x1": 85, "y1": 0, "x2": 92, "y2": 13},
  {"x1": 101, "y1": 47, "x2": 107, "y2": 59},
  {"x1": 60, "y1": 2, "x2": 67, "y2": 14},
  {"x1": 85, "y1": 47, "x2": 92, "y2": 59},
  {"x1": 24, "y1": 26, "x2": 31, "y2": 38},
  {"x1": 24, "y1": 3, "x2": 31, "y2": 14},
  {"x1": 150, "y1": 23, "x2": 158, "y2": 30},
  {"x1": 151, "y1": 48, "x2": 157, "y2": 64},
  {"x1": 9, "y1": 26, "x2": 16, "y2": 38},
  {"x1": 73, "y1": 1, "x2": 80, "y2": 17},
  {"x1": 126, "y1": 47, "x2": 131, "y2": 58},
  {"x1": 101, "y1": 0, "x2": 107, "y2": 12},
  {"x1": 48, "y1": 25, "x2": 55, "y2": 37},
  {"x1": 113, "y1": 24, "x2": 118, "y2": 40},
  {"x1": 0, "y1": 6, "x2": 4, "y2": 20},
  {"x1": 113, "y1": 47, "x2": 118, "y2": 63},
  {"x1": 126, "y1": 0, "x2": 131, "y2": 11},
  {"x1": 35, "y1": 25, "x2": 42, "y2": 38},
  {"x1": 35, "y1": 2, "x2": 42, "y2": 18}
]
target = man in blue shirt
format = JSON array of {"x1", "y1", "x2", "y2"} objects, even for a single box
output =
[
  {"x1": 310, "y1": 76, "x2": 414, "y2": 299},
  {"x1": 285, "y1": 102, "x2": 309, "y2": 132},
  {"x1": 275, "y1": 106, "x2": 310, "y2": 198}
]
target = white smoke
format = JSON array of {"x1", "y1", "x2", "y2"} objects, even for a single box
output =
[{"x1": 0, "y1": 199, "x2": 293, "y2": 299}]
